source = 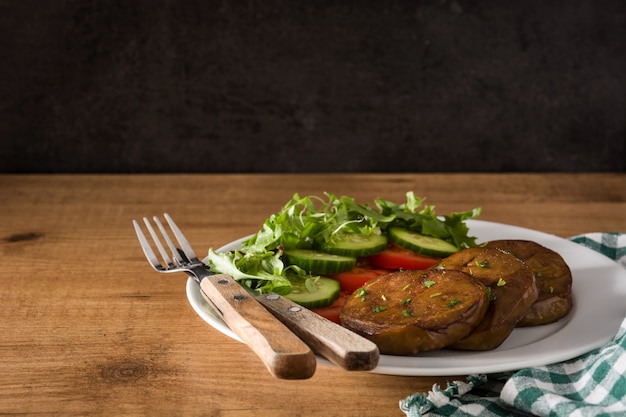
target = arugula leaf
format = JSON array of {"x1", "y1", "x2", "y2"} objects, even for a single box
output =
[
  {"x1": 374, "y1": 192, "x2": 481, "y2": 248},
  {"x1": 207, "y1": 248, "x2": 295, "y2": 295}
]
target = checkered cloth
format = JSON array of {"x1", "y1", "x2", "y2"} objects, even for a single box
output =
[{"x1": 400, "y1": 233, "x2": 626, "y2": 417}]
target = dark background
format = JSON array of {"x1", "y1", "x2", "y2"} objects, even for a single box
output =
[{"x1": 1, "y1": 0, "x2": 624, "y2": 173}]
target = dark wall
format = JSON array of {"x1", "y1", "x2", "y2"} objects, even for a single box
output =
[{"x1": 1, "y1": 0, "x2": 624, "y2": 173}]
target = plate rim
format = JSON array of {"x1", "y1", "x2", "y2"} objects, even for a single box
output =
[{"x1": 186, "y1": 219, "x2": 626, "y2": 376}]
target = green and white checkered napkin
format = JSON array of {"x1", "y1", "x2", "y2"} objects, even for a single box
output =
[{"x1": 400, "y1": 233, "x2": 626, "y2": 417}]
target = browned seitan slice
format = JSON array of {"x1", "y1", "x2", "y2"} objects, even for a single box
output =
[
  {"x1": 340, "y1": 269, "x2": 489, "y2": 356},
  {"x1": 484, "y1": 239, "x2": 573, "y2": 326},
  {"x1": 434, "y1": 247, "x2": 538, "y2": 350}
]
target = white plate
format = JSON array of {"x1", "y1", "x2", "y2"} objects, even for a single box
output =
[{"x1": 186, "y1": 220, "x2": 626, "y2": 376}]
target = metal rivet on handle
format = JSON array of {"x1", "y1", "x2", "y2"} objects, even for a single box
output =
[
  {"x1": 289, "y1": 306, "x2": 301, "y2": 312},
  {"x1": 217, "y1": 279, "x2": 228, "y2": 285},
  {"x1": 266, "y1": 294, "x2": 280, "y2": 300},
  {"x1": 233, "y1": 295, "x2": 246, "y2": 301}
]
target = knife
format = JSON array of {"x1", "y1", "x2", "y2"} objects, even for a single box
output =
[
  {"x1": 138, "y1": 215, "x2": 379, "y2": 379},
  {"x1": 254, "y1": 290, "x2": 380, "y2": 371},
  {"x1": 138, "y1": 213, "x2": 379, "y2": 378},
  {"x1": 197, "y1": 273, "x2": 380, "y2": 372}
]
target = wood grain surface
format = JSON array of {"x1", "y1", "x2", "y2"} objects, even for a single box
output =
[{"x1": 1, "y1": 173, "x2": 624, "y2": 416}]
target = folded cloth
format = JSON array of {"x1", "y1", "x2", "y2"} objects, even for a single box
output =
[
  {"x1": 569, "y1": 232, "x2": 626, "y2": 269},
  {"x1": 499, "y1": 320, "x2": 626, "y2": 416},
  {"x1": 400, "y1": 233, "x2": 626, "y2": 417}
]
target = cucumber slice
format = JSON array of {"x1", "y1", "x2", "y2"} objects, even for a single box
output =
[
  {"x1": 284, "y1": 249, "x2": 356, "y2": 274},
  {"x1": 284, "y1": 277, "x2": 341, "y2": 309},
  {"x1": 320, "y1": 233, "x2": 388, "y2": 257},
  {"x1": 388, "y1": 227, "x2": 458, "y2": 257}
]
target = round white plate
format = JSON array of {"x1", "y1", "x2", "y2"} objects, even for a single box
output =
[{"x1": 186, "y1": 220, "x2": 626, "y2": 376}]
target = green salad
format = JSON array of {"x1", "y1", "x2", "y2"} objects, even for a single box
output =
[{"x1": 207, "y1": 192, "x2": 481, "y2": 301}]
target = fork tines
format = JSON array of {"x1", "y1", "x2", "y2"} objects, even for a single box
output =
[{"x1": 133, "y1": 213, "x2": 197, "y2": 272}]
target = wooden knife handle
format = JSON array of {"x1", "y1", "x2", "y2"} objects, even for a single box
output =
[
  {"x1": 256, "y1": 294, "x2": 380, "y2": 371},
  {"x1": 199, "y1": 274, "x2": 316, "y2": 379}
]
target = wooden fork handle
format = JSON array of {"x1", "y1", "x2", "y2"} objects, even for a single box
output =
[{"x1": 199, "y1": 274, "x2": 316, "y2": 380}]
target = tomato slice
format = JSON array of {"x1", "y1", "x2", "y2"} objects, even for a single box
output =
[
  {"x1": 310, "y1": 292, "x2": 348, "y2": 324},
  {"x1": 368, "y1": 244, "x2": 441, "y2": 270},
  {"x1": 328, "y1": 265, "x2": 391, "y2": 294}
]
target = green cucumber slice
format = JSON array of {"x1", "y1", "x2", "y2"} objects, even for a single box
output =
[
  {"x1": 388, "y1": 227, "x2": 458, "y2": 257},
  {"x1": 320, "y1": 233, "x2": 388, "y2": 257},
  {"x1": 284, "y1": 277, "x2": 341, "y2": 309},
  {"x1": 284, "y1": 249, "x2": 356, "y2": 274}
]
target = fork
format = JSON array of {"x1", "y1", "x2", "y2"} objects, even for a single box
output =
[
  {"x1": 133, "y1": 214, "x2": 380, "y2": 376},
  {"x1": 133, "y1": 213, "x2": 316, "y2": 379}
]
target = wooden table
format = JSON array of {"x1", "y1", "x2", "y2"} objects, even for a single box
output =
[{"x1": 1, "y1": 173, "x2": 624, "y2": 417}]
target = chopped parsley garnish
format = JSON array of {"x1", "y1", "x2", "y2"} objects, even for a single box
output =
[
  {"x1": 475, "y1": 259, "x2": 489, "y2": 268},
  {"x1": 355, "y1": 288, "x2": 368, "y2": 302},
  {"x1": 448, "y1": 299, "x2": 461, "y2": 307}
]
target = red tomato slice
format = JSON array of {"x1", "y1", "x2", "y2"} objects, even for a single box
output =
[
  {"x1": 368, "y1": 244, "x2": 441, "y2": 270},
  {"x1": 328, "y1": 265, "x2": 391, "y2": 294},
  {"x1": 311, "y1": 292, "x2": 348, "y2": 324}
]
